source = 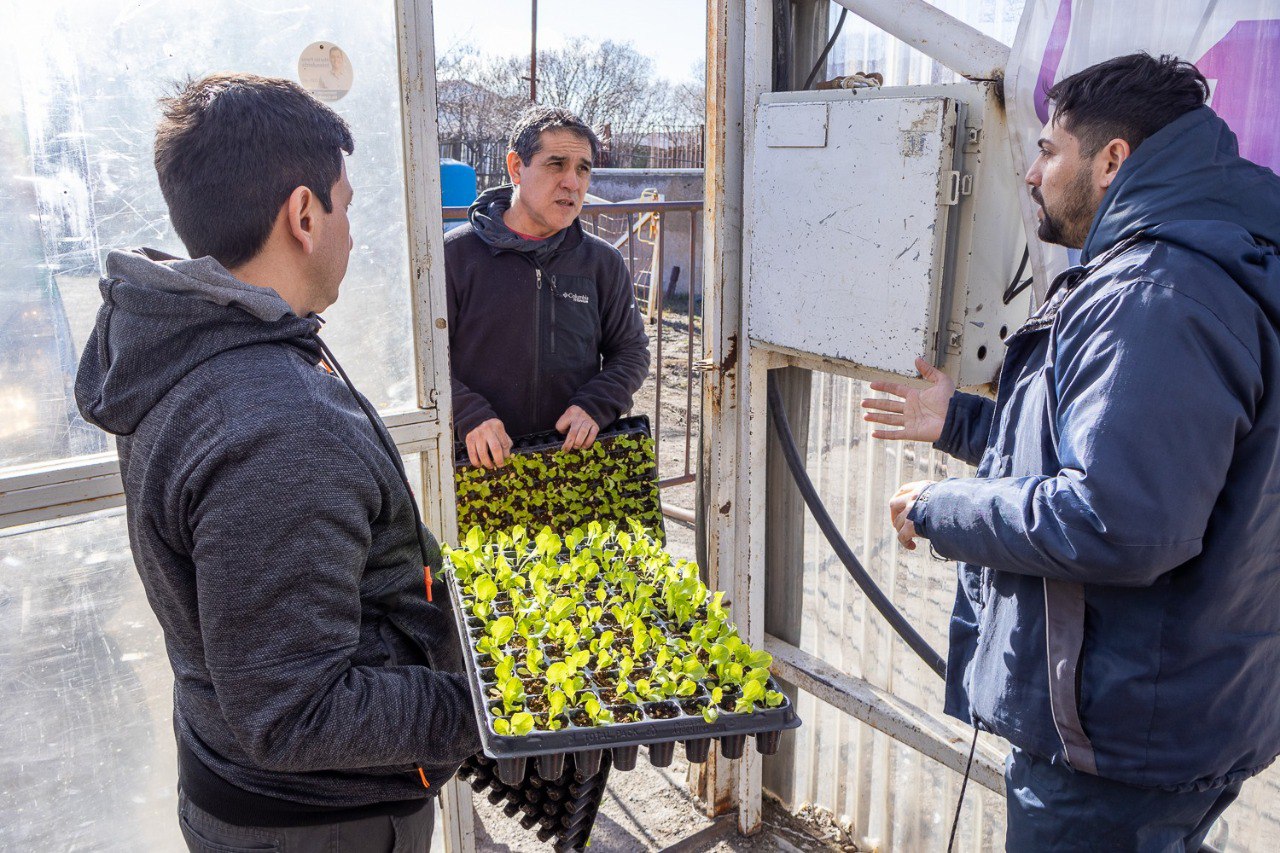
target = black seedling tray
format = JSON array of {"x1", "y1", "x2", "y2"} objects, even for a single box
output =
[
  {"x1": 447, "y1": 571, "x2": 801, "y2": 788},
  {"x1": 457, "y1": 750, "x2": 611, "y2": 851},
  {"x1": 454, "y1": 416, "x2": 664, "y2": 538},
  {"x1": 453, "y1": 415, "x2": 654, "y2": 466}
]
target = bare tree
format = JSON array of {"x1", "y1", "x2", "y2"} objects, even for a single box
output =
[
  {"x1": 435, "y1": 43, "x2": 525, "y2": 141},
  {"x1": 667, "y1": 60, "x2": 707, "y2": 127},
  {"x1": 446, "y1": 38, "x2": 684, "y2": 133},
  {"x1": 435, "y1": 39, "x2": 705, "y2": 180}
]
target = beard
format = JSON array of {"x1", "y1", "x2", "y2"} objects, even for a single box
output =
[{"x1": 1031, "y1": 167, "x2": 1097, "y2": 249}]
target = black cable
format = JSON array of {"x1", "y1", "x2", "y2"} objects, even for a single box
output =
[
  {"x1": 773, "y1": 0, "x2": 793, "y2": 92},
  {"x1": 1003, "y1": 245, "x2": 1034, "y2": 305},
  {"x1": 947, "y1": 725, "x2": 979, "y2": 853},
  {"x1": 766, "y1": 372, "x2": 947, "y2": 678},
  {"x1": 802, "y1": 8, "x2": 850, "y2": 90},
  {"x1": 315, "y1": 335, "x2": 434, "y2": 574}
]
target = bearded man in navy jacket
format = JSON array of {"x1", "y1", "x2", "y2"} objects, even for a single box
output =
[{"x1": 865, "y1": 54, "x2": 1280, "y2": 849}]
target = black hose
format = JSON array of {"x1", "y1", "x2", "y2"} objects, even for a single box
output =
[
  {"x1": 766, "y1": 372, "x2": 947, "y2": 679},
  {"x1": 802, "y1": 8, "x2": 850, "y2": 90},
  {"x1": 773, "y1": 0, "x2": 793, "y2": 92}
]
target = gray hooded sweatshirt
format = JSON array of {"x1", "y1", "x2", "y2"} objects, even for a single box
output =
[{"x1": 75, "y1": 249, "x2": 479, "y2": 823}]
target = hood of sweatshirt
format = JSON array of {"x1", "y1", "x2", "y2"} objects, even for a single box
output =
[
  {"x1": 1080, "y1": 107, "x2": 1280, "y2": 323},
  {"x1": 466, "y1": 184, "x2": 582, "y2": 260},
  {"x1": 75, "y1": 248, "x2": 322, "y2": 436}
]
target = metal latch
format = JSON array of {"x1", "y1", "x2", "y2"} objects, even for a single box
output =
[
  {"x1": 693, "y1": 358, "x2": 718, "y2": 374},
  {"x1": 942, "y1": 171, "x2": 960, "y2": 205},
  {"x1": 944, "y1": 322, "x2": 963, "y2": 355},
  {"x1": 941, "y1": 171, "x2": 973, "y2": 206}
]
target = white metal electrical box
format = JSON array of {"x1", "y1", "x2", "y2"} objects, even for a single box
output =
[{"x1": 747, "y1": 83, "x2": 1032, "y2": 388}]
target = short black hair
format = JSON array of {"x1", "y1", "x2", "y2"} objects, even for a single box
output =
[
  {"x1": 508, "y1": 105, "x2": 600, "y2": 165},
  {"x1": 154, "y1": 73, "x2": 355, "y2": 269},
  {"x1": 1046, "y1": 53, "x2": 1209, "y2": 157}
]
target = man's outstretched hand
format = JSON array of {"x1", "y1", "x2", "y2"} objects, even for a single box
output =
[
  {"x1": 861, "y1": 357, "x2": 955, "y2": 444},
  {"x1": 556, "y1": 405, "x2": 599, "y2": 452},
  {"x1": 466, "y1": 418, "x2": 512, "y2": 470}
]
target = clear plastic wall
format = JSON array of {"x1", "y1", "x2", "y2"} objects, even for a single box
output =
[{"x1": 1, "y1": 2, "x2": 424, "y2": 848}]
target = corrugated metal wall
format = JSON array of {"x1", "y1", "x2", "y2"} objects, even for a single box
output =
[{"x1": 762, "y1": 371, "x2": 1004, "y2": 850}]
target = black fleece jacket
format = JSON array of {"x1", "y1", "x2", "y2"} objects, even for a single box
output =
[{"x1": 445, "y1": 185, "x2": 650, "y2": 438}]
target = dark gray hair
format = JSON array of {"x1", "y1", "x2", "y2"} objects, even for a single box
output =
[{"x1": 508, "y1": 105, "x2": 601, "y2": 165}]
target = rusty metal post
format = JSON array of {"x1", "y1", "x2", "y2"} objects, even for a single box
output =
[
  {"x1": 762, "y1": 365, "x2": 809, "y2": 806},
  {"x1": 689, "y1": 0, "x2": 757, "y2": 829},
  {"x1": 761, "y1": 0, "x2": 827, "y2": 812},
  {"x1": 654, "y1": 212, "x2": 665, "y2": 477}
]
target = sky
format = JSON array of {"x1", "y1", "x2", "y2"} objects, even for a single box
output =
[{"x1": 433, "y1": 0, "x2": 707, "y2": 84}]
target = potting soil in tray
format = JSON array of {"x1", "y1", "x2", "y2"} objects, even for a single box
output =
[
  {"x1": 454, "y1": 416, "x2": 663, "y2": 538},
  {"x1": 444, "y1": 521, "x2": 801, "y2": 795}
]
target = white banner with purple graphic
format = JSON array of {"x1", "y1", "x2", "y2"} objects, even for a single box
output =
[{"x1": 1006, "y1": 0, "x2": 1280, "y2": 293}]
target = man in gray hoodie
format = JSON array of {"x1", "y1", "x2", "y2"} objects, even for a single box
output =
[{"x1": 75, "y1": 73, "x2": 479, "y2": 851}]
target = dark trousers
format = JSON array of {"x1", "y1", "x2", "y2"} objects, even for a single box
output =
[
  {"x1": 1005, "y1": 747, "x2": 1241, "y2": 852},
  {"x1": 178, "y1": 789, "x2": 435, "y2": 853}
]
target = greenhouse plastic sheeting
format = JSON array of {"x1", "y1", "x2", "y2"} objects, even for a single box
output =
[{"x1": 1007, "y1": 0, "x2": 1280, "y2": 292}]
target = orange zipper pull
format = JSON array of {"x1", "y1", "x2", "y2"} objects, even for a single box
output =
[
  {"x1": 424, "y1": 565, "x2": 433, "y2": 602},
  {"x1": 417, "y1": 767, "x2": 431, "y2": 788}
]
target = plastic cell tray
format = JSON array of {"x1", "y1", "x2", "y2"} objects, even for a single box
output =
[
  {"x1": 447, "y1": 571, "x2": 802, "y2": 789},
  {"x1": 457, "y1": 750, "x2": 612, "y2": 852},
  {"x1": 453, "y1": 415, "x2": 655, "y2": 466},
  {"x1": 453, "y1": 416, "x2": 664, "y2": 538}
]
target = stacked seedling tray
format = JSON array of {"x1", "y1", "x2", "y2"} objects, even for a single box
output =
[
  {"x1": 445, "y1": 522, "x2": 801, "y2": 850},
  {"x1": 456, "y1": 750, "x2": 612, "y2": 852},
  {"x1": 454, "y1": 416, "x2": 664, "y2": 539}
]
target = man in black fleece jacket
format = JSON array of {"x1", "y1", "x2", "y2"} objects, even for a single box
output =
[
  {"x1": 74, "y1": 74, "x2": 478, "y2": 851},
  {"x1": 445, "y1": 106, "x2": 650, "y2": 468}
]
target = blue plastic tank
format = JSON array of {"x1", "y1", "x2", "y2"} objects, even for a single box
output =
[{"x1": 440, "y1": 158, "x2": 478, "y2": 231}]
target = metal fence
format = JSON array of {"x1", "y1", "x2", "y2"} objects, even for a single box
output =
[
  {"x1": 600, "y1": 125, "x2": 706, "y2": 171},
  {"x1": 582, "y1": 200, "x2": 703, "y2": 492},
  {"x1": 438, "y1": 137, "x2": 510, "y2": 190},
  {"x1": 441, "y1": 130, "x2": 707, "y2": 191}
]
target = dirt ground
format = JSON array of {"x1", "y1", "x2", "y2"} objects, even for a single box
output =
[{"x1": 469, "y1": 753, "x2": 854, "y2": 852}]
